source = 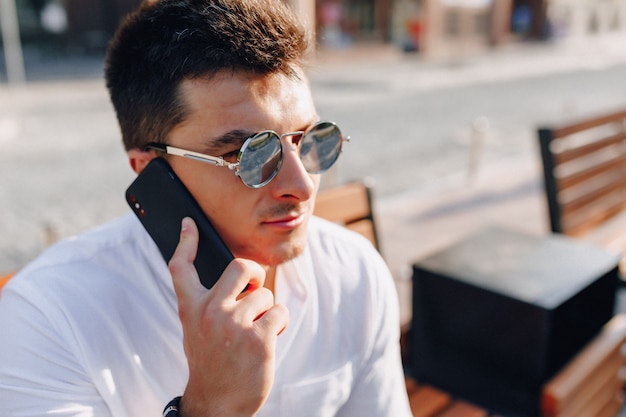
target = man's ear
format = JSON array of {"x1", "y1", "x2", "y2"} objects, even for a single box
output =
[{"x1": 128, "y1": 148, "x2": 157, "y2": 174}]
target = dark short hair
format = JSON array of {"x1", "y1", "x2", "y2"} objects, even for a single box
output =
[{"x1": 105, "y1": 0, "x2": 312, "y2": 151}]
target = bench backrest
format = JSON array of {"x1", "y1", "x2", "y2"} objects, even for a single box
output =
[
  {"x1": 538, "y1": 109, "x2": 626, "y2": 236},
  {"x1": 313, "y1": 181, "x2": 380, "y2": 251}
]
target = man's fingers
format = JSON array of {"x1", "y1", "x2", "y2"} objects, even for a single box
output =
[
  {"x1": 212, "y1": 259, "x2": 266, "y2": 302},
  {"x1": 255, "y1": 303, "x2": 289, "y2": 336},
  {"x1": 169, "y1": 217, "x2": 205, "y2": 302},
  {"x1": 169, "y1": 218, "x2": 266, "y2": 305}
]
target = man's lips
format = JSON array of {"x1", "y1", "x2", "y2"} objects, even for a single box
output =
[{"x1": 261, "y1": 212, "x2": 307, "y2": 229}]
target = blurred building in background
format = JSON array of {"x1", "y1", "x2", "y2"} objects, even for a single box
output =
[
  {"x1": 8, "y1": 0, "x2": 141, "y2": 55},
  {"x1": 309, "y1": 0, "x2": 626, "y2": 57},
  {"x1": 2, "y1": 0, "x2": 626, "y2": 82}
]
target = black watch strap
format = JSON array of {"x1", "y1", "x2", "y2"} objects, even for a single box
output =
[{"x1": 163, "y1": 396, "x2": 182, "y2": 417}]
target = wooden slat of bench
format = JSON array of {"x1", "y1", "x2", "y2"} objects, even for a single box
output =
[
  {"x1": 408, "y1": 385, "x2": 452, "y2": 417},
  {"x1": 541, "y1": 314, "x2": 626, "y2": 417},
  {"x1": 436, "y1": 401, "x2": 489, "y2": 417},
  {"x1": 542, "y1": 315, "x2": 626, "y2": 413},
  {"x1": 597, "y1": 395, "x2": 625, "y2": 417},
  {"x1": 551, "y1": 110, "x2": 626, "y2": 138},
  {"x1": 405, "y1": 377, "x2": 491, "y2": 417},
  {"x1": 561, "y1": 199, "x2": 626, "y2": 237},
  {"x1": 556, "y1": 153, "x2": 626, "y2": 191},
  {"x1": 314, "y1": 182, "x2": 371, "y2": 224},
  {"x1": 560, "y1": 189, "x2": 626, "y2": 236},
  {"x1": 559, "y1": 175, "x2": 626, "y2": 218},
  {"x1": 550, "y1": 353, "x2": 624, "y2": 417},
  {"x1": 553, "y1": 132, "x2": 626, "y2": 165},
  {"x1": 313, "y1": 181, "x2": 380, "y2": 250},
  {"x1": 572, "y1": 374, "x2": 625, "y2": 417},
  {"x1": 345, "y1": 218, "x2": 377, "y2": 248}
]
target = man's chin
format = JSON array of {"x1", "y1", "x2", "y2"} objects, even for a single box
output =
[
  {"x1": 234, "y1": 236, "x2": 307, "y2": 267},
  {"x1": 256, "y1": 241, "x2": 307, "y2": 267}
]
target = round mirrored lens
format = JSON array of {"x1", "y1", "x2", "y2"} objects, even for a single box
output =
[
  {"x1": 238, "y1": 132, "x2": 282, "y2": 187},
  {"x1": 300, "y1": 122, "x2": 342, "y2": 174}
]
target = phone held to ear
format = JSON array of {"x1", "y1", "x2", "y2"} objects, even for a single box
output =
[{"x1": 126, "y1": 158, "x2": 234, "y2": 289}]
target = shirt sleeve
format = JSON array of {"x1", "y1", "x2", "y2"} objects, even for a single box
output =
[{"x1": 0, "y1": 279, "x2": 112, "y2": 417}]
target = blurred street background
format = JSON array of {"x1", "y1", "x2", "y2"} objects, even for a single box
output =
[{"x1": 2, "y1": 0, "x2": 626, "y2": 415}]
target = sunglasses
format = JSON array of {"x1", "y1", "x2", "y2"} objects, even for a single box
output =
[{"x1": 146, "y1": 121, "x2": 348, "y2": 188}]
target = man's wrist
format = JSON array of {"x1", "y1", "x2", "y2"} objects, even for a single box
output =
[{"x1": 163, "y1": 396, "x2": 182, "y2": 417}]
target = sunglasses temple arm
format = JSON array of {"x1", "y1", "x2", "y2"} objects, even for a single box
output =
[{"x1": 162, "y1": 146, "x2": 239, "y2": 170}]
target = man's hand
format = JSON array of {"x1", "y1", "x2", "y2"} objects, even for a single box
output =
[{"x1": 168, "y1": 217, "x2": 289, "y2": 417}]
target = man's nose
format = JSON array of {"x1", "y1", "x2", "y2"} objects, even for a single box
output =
[{"x1": 267, "y1": 139, "x2": 316, "y2": 201}]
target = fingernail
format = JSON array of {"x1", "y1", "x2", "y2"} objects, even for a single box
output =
[{"x1": 181, "y1": 217, "x2": 191, "y2": 232}]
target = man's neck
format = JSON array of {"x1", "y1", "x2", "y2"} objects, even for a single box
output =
[{"x1": 264, "y1": 266, "x2": 277, "y2": 293}]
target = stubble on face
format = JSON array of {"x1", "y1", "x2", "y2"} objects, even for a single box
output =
[{"x1": 246, "y1": 200, "x2": 315, "y2": 292}]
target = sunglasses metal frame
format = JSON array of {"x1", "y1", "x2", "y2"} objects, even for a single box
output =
[{"x1": 145, "y1": 121, "x2": 348, "y2": 188}]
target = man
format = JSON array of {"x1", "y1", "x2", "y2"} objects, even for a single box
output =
[{"x1": 0, "y1": 0, "x2": 412, "y2": 416}]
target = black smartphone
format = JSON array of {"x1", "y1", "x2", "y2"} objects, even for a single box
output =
[{"x1": 126, "y1": 157, "x2": 234, "y2": 289}]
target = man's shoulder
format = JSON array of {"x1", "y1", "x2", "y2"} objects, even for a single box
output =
[
  {"x1": 9, "y1": 214, "x2": 158, "y2": 294},
  {"x1": 29, "y1": 214, "x2": 144, "y2": 268}
]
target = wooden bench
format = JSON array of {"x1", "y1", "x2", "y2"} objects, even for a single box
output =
[
  {"x1": 538, "y1": 108, "x2": 626, "y2": 263},
  {"x1": 541, "y1": 313, "x2": 626, "y2": 417},
  {"x1": 405, "y1": 377, "x2": 491, "y2": 417}
]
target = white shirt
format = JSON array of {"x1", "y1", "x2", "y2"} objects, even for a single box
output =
[{"x1": 0, "y1": 214, "x2": 411, "y2": 417}]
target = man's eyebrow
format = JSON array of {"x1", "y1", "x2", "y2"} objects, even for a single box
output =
[{"x1": 204, "y1": 129, "x2": 256, "y2": 150}]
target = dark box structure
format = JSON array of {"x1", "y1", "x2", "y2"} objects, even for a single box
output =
[{"x1": 409, "y1": 226, "x2": 619, "y2": 416}]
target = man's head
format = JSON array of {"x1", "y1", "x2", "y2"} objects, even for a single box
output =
[
  {"x1": 105, "y1": 0, "x2": 312, "y2": 151},
  {"x1": 105, "y1": 0, "x2": 336, "y2": 268}
]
